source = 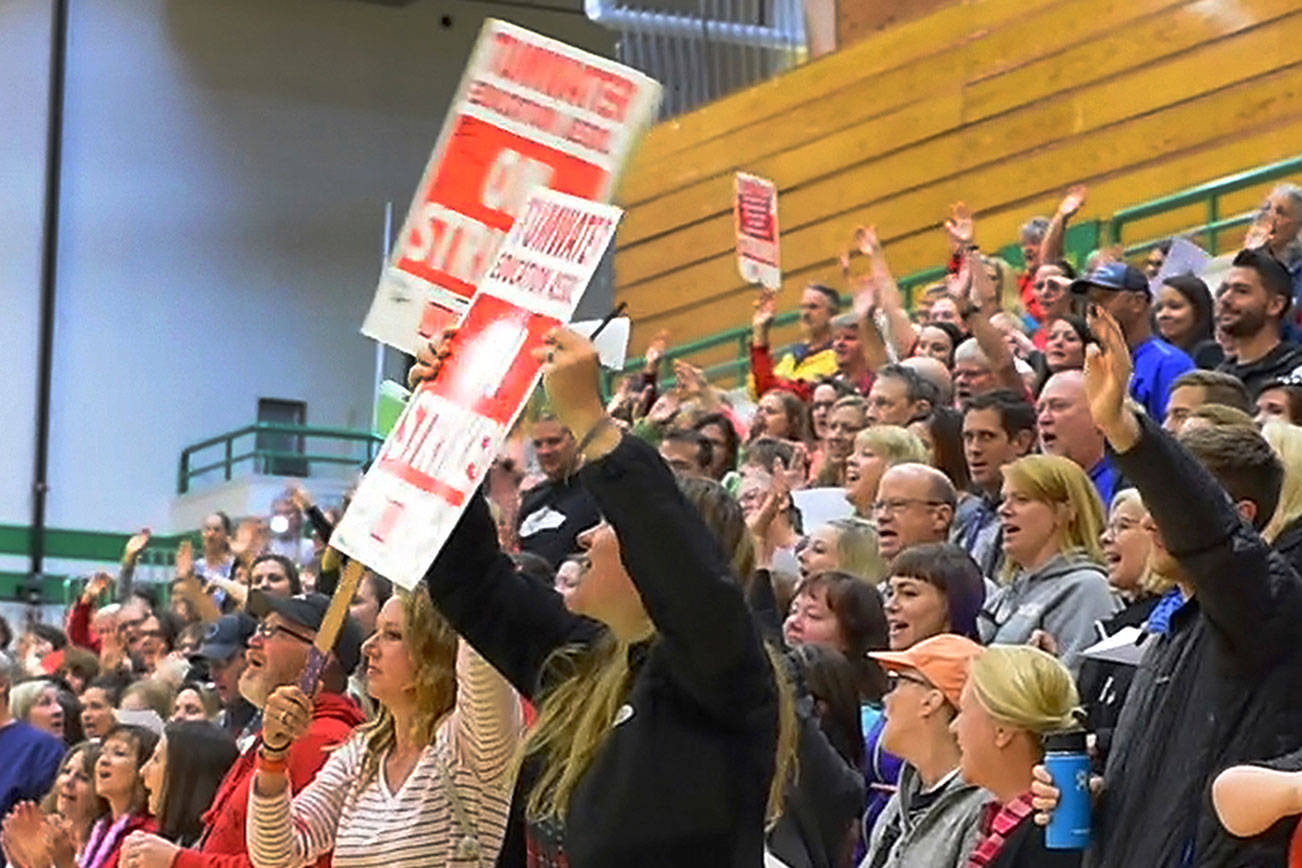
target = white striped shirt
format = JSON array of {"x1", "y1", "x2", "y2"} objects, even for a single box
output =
[{"x1": 247, "y1": 641, "x2": 522, "y2": 868}]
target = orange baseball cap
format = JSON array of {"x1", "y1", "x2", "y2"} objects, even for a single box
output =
[{"x1": 868, "y1": 634, "x2": 984, "y2": 708}]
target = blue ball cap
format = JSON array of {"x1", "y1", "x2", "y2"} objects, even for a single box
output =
[
  {"x1": 1069, "y1": 261, "x2": 1149, "y2": 297},
  {"x1": 192, "y1": 612, "x2": 256, "y2": 663}
]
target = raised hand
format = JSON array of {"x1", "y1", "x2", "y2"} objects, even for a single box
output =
[
  {"x1": 123, "y1": 528, "x2": 151, "y2": 563},
  {"x1": 752, "y1": 287, "x2": 778, "y2": 341},
  {"x1": 747, "y1": 461, "x2": 792, "y2": 566},
  {"x1": 945, "y1": 202, "x2": 975, "y2": 249},
  {"x1": 1058, "y1": 184, "x2": 1088, "y2": 218},
  {"x1": 81, "y1": 571, "x2": 113, "y2": 605},
  {"x1": 288, "y1": 483, "x2": 314, "y2": 515},
  {"x1": 407, "y1": 327, "x2": 458, "y2": 390},
  {"x1": 853, "y1": 224, "x2": 883, "y2": 258},
  {"x1": 643, "y1": 329, "x2": 670, "y2": 375},
  {"x1": 1083, "y1": 304, "x2": 1140, "y2": 450},
  {"x1": 175, "y1": 539, "x2": 195, "y2": 580},
  {"x1": 852, "y1": 279, "x2": 878, "y2": 322},
  {"x1": 673, "y1": 359, "x2": 708, "y2": 396},
  {"x1": 966, "y1": 250, "x2": 998, "y2": 311},
  {"x1": 606, "y1": 376, "x2": 635, "y2": 416},
  {"x1": 1244, "y1": 219, "x2": 1271, "y2": 249},
  {"x1": 532, "y1": 329, "x2": 612, "y2": 458},
  {"x1": 646, "y1": 391, "x2": 681, "y2": 426},
  {"x1": 231, "y1": 517, "x2": 268, "y2": 564}
]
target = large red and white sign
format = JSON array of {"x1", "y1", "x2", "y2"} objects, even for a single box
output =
[
  {"x1": 734, "y1": 172, "x2": 781, "y2": 290},
  {"x1": 336, "y1": 189, "x2": 622, "y2": 588},
  {"x1": 362, "y1": 20, "x2": 660, "y2": 354}
]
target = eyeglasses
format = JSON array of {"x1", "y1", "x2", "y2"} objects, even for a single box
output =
[
  {"x1": 1105, "y1": 518, "x2": 1142, "y2": 535},
  {"x1": 871, "y1": 498, "x2": 946, "y2": 515},
  {"x1": 885, "y1": 671, "x2": 932, "y2": 692},
  {"x1": 254, "y1": 622, "x2": 315, "y2": 644}
]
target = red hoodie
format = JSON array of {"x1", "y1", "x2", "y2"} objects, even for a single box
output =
[{"x1": 172, "y1": 691, "x2": 364, "y2": 868}]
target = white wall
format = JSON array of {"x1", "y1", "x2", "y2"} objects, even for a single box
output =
[
  {"x1": 2, "y1": 0, "x2": 614, "y2": 537},
  {"x1": 0, "y1": 1, "x2": 52, "y2": 528}
]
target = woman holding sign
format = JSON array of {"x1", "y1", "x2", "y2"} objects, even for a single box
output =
[
  {"x1": 244, "y1": 586, "x2": 522, "y2": 867},
  {"x1": 418, "y1": 328, "x2": 795, "y2": 866}
]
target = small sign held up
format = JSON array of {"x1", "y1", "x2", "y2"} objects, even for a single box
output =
[
  {"x1": 335, "y1": 189, "x2": 622, "y2": 589},
  {"x1": 360, "y1": 20, "x2": 660, "y2": 355},
  {"x1": 734, "y1": 172, "x2": 781, "y2": 290}
]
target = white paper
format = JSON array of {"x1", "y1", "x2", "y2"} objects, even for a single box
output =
[
  {"x1": 1150, "y1": 237, "x2": 1211, "y2": 296},
  {"x1": 792, "y1": 487, "x2": 854, "y2": 529},
  {"x1": 570, "y1": 316, "x2": 630, "y2": 369},
  {"x1": 1079, "y1": 625, "x2": 1147, "y2": 666}
]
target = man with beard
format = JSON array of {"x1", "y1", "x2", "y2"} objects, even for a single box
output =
[
  {"x1": 749, "y1": 284, "x2": 841, "y2": 398},
  {"x1": 1071, "y1": 261, "x2": 1194, "y2": 420},
  {"x1": 1215, "y1": 247, "x2": 1302, "y2": 397}
]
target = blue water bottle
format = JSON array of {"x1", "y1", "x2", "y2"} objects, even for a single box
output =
[{"x1": 1043, "y1": 730, "x2": 1092, "y2": 849}]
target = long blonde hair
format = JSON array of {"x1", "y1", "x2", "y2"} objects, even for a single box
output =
[
  {"x1": 522, "y1": 633, "x2": 798, "y2": 828},
  {"x1": 351, "y1": 586, "x2": 458, "y2": 797},
  {"x1": 828, "y1": 518, "x2": 887, "y2": 585},
  {"x1": 1000, "y1": 454, "x2": 1105, "y2": 577},
  {"x1": 1262, "y1": 421, "x2": 1302, "y2": 543},
  {"x1": 970, "y1": 645, "x2": 1079, "y2": 736}
]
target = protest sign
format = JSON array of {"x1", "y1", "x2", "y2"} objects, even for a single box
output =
[
  {"x1": 1149, "y1": 236, "x2": 1211, "y2": 296},
  {"x1": 734, "y1": 172, "x2": 781, "y2": 290},
  {"x1": 336, "y1": 189, "x2": 622, "y2": 588},
  {"x1": 361, "y1": 20, "x2": 660, "y2": 355}
]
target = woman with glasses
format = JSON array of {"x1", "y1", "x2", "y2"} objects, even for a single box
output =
[
  {"x1": 1077, "y1": 489, "x2": 1171, "y2": 768},
  {"x1": 861, "y1": 635, "x2": 987, "y2": 868},
  {"x1": 980, "y1": 455, "x2": 1119, "y2": 674}
]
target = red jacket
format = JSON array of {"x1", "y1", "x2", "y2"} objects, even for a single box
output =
[
  {"x1": 66, "y1": 597, "x2": 102, "y2": 654},
  {"x1": 171, "y1": 692, "x2": 363, "y2": 868}
]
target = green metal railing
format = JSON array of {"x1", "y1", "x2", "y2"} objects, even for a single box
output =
[
  {"x1": 1110, "y1": 153, "x2": 1302, "y2": 256},
  {"x1": 611, "y1": 220, "x2": 1101, "y2": 390},
  {"x1": 619, "y1": 153, "x2": 1302, "y2": 390},
  {"x1": 178, "y1": 423, "x2": 384, "y2": 494}
]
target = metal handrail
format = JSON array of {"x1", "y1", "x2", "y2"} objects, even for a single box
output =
[
  {"x1": 613, "y1": 263, "x2": 948, "y2": 391},
  {"x1": 624, "y1": 153, "x2": 1302, "y2": 390},
  {"x1": 1111, "y1": 153, "x2": 1302, "y2": 254},
  {"x1": 178, "y1": 423, "x2": 384, "y2": 493}
]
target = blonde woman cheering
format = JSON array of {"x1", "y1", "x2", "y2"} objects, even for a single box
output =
[
  {"x1": 246, "y1": 586, "x2": 521, "y2": 867},
  {"x1": 418, "y1": 328, "x2": 792, "y2": 866}
]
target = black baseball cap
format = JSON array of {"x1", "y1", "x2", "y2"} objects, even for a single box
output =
[
  {"x1": 1070, "y1": 261, "x2": 1150, "y2": 297},
  {"x1": 247, "y1": 591, "x2": 363, "y2": 676},
  {"x1": 193, "y1": 612, "x2": 256, "y2": 664}
]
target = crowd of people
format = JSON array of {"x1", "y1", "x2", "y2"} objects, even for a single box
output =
[{"x1": 4, "y1": 181, "x2": 1302, "y2": 867}]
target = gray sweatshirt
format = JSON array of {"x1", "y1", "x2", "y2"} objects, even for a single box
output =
[
  {"x1": 860, "y1": 765, "x2": 986, "y2": 868},
  {"x1": 979, "y1": 551, "x2": 1121, "y2": 673}
]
